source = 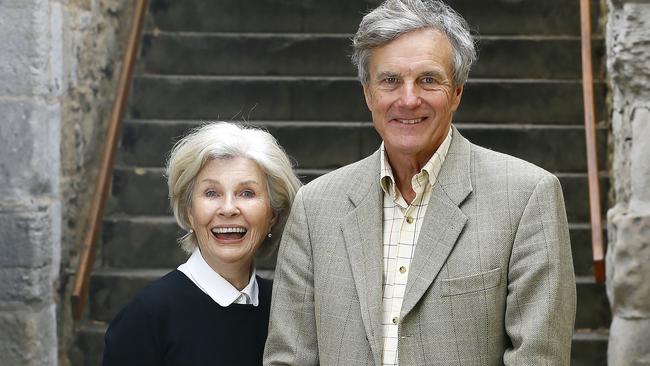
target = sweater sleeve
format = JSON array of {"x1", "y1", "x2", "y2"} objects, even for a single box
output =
[{"x1": 102, "y1": 295, "x2": 163, "y2": 366}]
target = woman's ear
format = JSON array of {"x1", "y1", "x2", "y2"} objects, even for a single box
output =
[
  {"x1": 187, "y1": 207, "x2": 195, "y2": 231},
  {"x1": 270, "y1": 210, "x2": 279, "y2": 228}
]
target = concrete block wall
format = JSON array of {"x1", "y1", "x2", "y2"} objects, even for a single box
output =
[{"x1": 0, "y1": 0, "x2": 62, "y2": 364}]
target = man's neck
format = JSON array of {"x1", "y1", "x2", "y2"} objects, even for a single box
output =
[{"x1": 385, "y1": 150, "x2": 433, "y2": 205}]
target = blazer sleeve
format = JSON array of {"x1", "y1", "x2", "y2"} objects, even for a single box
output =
[
  {"x1": 102, "y1": 296, "x2": 162, "y2": 366},
  {"x1": 264, "y1": 188, "x2": 319, "y2": 366},
  {"x1": 503, "y1": 174, "x2": 577, "y2": 365}
]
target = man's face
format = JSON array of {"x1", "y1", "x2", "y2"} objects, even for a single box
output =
[{"x1": 363, "y1": 28, "x2": 463, "y2": 165}]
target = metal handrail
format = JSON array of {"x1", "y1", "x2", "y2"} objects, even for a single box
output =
[
  {"x1": 71, "y1": 0, "x2": 149, "y2": 320},
  {"x1": 579, "y1": 0, "x2": 605, "y2": 283}
]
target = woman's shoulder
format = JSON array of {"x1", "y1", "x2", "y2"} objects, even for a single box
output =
[
  {"x1": 133, "y1": 270, "x2": 192, "y2": 306},
  {"x1": 103, "y1": 270, "x2": 195, "y2": 364},
  {"x1": 112, "y1": 269, "x2": 195, "y2": 322}
]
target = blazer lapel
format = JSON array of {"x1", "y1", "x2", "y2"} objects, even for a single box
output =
[
  {"x1": 341, "y1": 151, "x2": 384, "y2": 366},
  {"x1": 401, "y1": 127, "x2": 473, "y2": 318}
]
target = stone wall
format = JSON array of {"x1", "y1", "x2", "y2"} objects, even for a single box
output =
[
  {"x1": 0, "y1": 0, "x2": 63, "y2": 364},
  {"x1": 606, "y1": 0, "x2": 650, "y2": 364},
  {"x1": 56, "y1": 0, "x2": 131, "y2": 365},
  {"x1": 0, "y1": 0, "x2": 131, "y2": 364}
]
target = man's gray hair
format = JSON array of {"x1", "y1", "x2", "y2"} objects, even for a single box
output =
[{"x1": 352, "y1": 0, "x2": 477, "y2": 86}]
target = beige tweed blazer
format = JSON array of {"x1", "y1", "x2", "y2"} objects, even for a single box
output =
[{"x1": 264, "y1": 127, "x2": 576, "y2": 365}]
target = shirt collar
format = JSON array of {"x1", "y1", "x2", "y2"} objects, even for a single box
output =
[
  {"x1": 380, "y1": 127, "x2": 453, "y2": 199},
  {"x1": 178, "y1": 249, "x2": 259, "y2": 307}
]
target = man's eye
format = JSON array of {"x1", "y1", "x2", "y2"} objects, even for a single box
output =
[
  {"x1": 385, "y1": 77, "x2": 398, "y2": 84},
  {"x1": 421, "y1": 77, "x2": 436, "y2": 84}
]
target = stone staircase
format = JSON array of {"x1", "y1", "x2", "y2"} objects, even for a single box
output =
[{"x1": 72, "y1": 0, "x2": 610, "y2": 364}]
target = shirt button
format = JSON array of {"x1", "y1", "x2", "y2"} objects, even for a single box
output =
[
  {"x1": 406, "y1": 216, "x2": 414, "y2": 224},
  {"x1": 392, "y1": 316, "x2": 399, "y2": 324},
  {"x1": 399, "y1": 266, "x2": 407, "y2": 274}
]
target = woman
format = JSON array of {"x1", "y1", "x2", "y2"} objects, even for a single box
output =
[{"x1": 103, "y1": 122, "x2": 301, "y2": 365}]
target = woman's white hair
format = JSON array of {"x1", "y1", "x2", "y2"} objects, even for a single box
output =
[
  {"x1": 165, "y1": 122, "x2": 301, "y2": 255},
  {"x1": 352, "y1": 0, "x2": 477, "y2": 87}
]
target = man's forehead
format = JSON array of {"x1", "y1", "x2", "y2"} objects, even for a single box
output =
[{"x1": 366, "y1": 29, "x2": 454, "y2": 72}]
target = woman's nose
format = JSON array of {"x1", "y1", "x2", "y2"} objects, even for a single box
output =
[{"x1": 218, "y1": 196, "x2": 240, "y2": 216}]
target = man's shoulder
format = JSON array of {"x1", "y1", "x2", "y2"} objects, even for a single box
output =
[{"x1": 467, "y1": 141, "x2": 557, "y2": 188}]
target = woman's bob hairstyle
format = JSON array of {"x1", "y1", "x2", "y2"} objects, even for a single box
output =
[{"x1": 165, "y1": 122, "x2": 301, "y2": 256}]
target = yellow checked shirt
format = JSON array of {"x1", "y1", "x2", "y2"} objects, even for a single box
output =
[{"x1": 379, "y1": 128, "x2": 453, "y2": 366}]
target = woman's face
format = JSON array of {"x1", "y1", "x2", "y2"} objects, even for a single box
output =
[{"x1": 187, "y1": 156, "x2": 277, "y2": 271}]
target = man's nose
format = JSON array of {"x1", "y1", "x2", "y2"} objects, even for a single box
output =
[
  {"x1": 219, "y1": 195, "x2": 240, "y2": 216},
  {"x1": 397, "y1": 83, "x2": 422, "y2": 108}
]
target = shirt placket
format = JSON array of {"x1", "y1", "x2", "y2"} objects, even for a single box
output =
[{"x1": 385, "y1": 184, "x2": 424, "y2": 365}]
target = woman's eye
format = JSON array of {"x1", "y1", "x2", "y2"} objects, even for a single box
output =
[
  {"x1": 241, "y1": 190, "x2": 255, "y2": 198},
  {"x1": 205, "y1": 190, "x2": 217, "y2": 197}
]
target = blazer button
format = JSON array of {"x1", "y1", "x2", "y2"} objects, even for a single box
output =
[
  {"x1": 406, "y1": 216, "x2": 414, "y2": 224},
  {"x1": 392, "y1": 316, "x2": 399, "y2": 324}
]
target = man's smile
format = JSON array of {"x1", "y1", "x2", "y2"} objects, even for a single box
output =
[{"x1": 394, "y1": 118, "x2": 425, "y2": 124}]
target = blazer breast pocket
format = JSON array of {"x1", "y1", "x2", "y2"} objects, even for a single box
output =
[{"x1": 439, "y1": 267, "x2": 502, "y2": 297}]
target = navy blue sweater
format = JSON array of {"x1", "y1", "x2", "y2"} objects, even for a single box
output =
[{"x1": 103, "y1": 270, "x2": 272, "y2": 366}]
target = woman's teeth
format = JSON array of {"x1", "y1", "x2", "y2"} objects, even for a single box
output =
[
  {"x1": 211, "y1": 227, "x2": 247, "y2": 240},
  {"x1": 212, "y1": 227, "x2": 247, "y2": 234}
]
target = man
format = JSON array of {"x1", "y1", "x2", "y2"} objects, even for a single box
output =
[{"x1": 264, "y1": 0, "x2": 576, "y2": 365}]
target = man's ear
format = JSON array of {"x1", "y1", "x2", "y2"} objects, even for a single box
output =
[
  {"x1": 362, "y1": 83, "x2": 374, "y2": 112},
  {"x1": 450, "y1": 84, "x2": 464, "y2": 112}
]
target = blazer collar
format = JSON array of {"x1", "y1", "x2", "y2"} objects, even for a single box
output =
[
  {"x1": 401, "y1": 126, "x2": 473, "y2": 317},
  {"x1": 341, "y1": 150, "x2": 384, "y2": 365},
  {"x1": 434, "y1": 125, "x2": 473, "y2": 206}
]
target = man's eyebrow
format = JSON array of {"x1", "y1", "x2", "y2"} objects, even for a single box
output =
[
  {"x1": 420, "y1": 70, "x2": 445, "y2": 79},
  {"x1": 375, "y1": 71, "x2": 399, "y2": 80}
]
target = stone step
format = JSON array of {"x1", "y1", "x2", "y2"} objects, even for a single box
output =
[
  {"x1": 86, "y1": 269, "x2": 609, "y2": 329},
  {"x1": 106, "y1": 165, "x2": 608, "y2": 222},
  {"x1": 73, "y1": 320, "x2": 607, "y2": 366},
  {"x1": 71, "y1": 323, "x2": 105, "y2": 366},
  {"x1": 100, "y1": 214, "x2": 603, "y2": 279},
  {"x1": 128, "y1": 76, "x2": 607, "y2": 124},
  {"x1": 117, "y1": 121, "x2": 608, "y2": 172},
  {"x1": 148, "y1": 0, "x2": 602, "y2": 36},
  {"x1": 571, "y1": 330, "x2": 609, "y2": 366},
  {"x1": 141, "y1": 33, "x2": 605, "y2": 80},
  {"x1": 574, "y1": 277, "x2": 612, "y2": 335}
]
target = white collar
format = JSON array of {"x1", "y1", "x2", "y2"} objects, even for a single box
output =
[
  {"x1": 379, "y1": 127, "x2": 453, "y2": 198},
  {"x1": 178, "y1": 249, "x2": 259, "y2": 307}
]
